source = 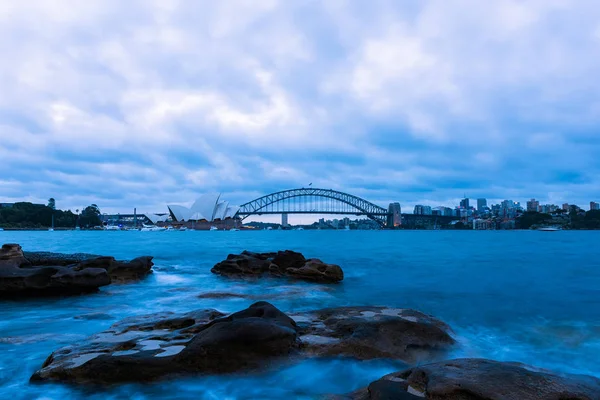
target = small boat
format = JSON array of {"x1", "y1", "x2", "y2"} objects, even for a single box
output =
[
  {"x1": 538, "y1": 226, "x2": 561, "y2": 231},
  {"x1": 295, "y1": 227, "x2": 304, "y2": 231},
  {"x1": 179, "y1": 226, "x2": 188, "y2": 231},
  {"x1": 210, "y1": 226, "x2": 218, "y2": 231},
  {"x1": 230, "y1": 228, "x2": 240, "y2": 231},
  {"x1": 165, "y1": 226, "x2": 175, "y2": 231},
  {"x1": 141, "y1": 224, "x2": 166, "y2": 232},
  {"x1": 105, "y1": 225, "x2": 120, "y2": 231},
  {"x1": 0, "y1": 228, "x2": 4, "y2": 231}
]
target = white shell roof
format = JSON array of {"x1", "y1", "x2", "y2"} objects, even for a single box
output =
[
  {"x1": 225, "y1": 205, "x2": 240, "y2": 219},
  {"x1": 168, "y1": 194, "x2": 238, "y2": 222},
  {"x1": 214, "y1": 201, "x2": 228, "y2": 220}
]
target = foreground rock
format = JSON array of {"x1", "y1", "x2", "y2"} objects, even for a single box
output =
[
  {"x1": 342, "y1": 358, "x2": 600, "y2": 399},
  {"x1": 0, "y1": 244, "x2": 154, "y2": 296},
  {"x1": 31, "y1": 302, "x2": 299, "y2": 383},
  {"x1": 212, "y1": 250, "x2": 344, "y2": 283},
  {"x1": 31, "y1": 303, "x2": 455, "y2": 384},
  {"x1": 292, "y1": 306, "x2": 455, "y2": 363}
]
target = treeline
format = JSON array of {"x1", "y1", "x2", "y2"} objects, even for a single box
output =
[
  {"x1": 517, "y1": 210, "x2": 600, "y2": 230},
  {"x1": 0, "y1": 202, "x2": 102, "y2": 229},
  {"x1": 570, "y1": 210, "x2": 600, "y2": 230}
]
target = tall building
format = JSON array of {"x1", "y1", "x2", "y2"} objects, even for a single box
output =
[
  {"x1": 591, "y1": 202, "x2": 600, "y2": 211},
  {"x1": 387, "y1": 202, "x2": 402, "y2": 227},
  {"x1": 540, "y1": 204, "x2": 558, "y2": 214},
  {"x1": 460, "y1": 198, "x2": 469, "y2": 209},
  {"x1": 477, "y1": 198, "x2": 487, "y2": 213},
  {"x1": 526, "y1": 198, "x2": 540, "y2": 212},
  {"x1": 413, "y1": 205, "x2": 432, "y2": 215},
  {"x1": 281, "y1": 213, "x2": 289, "y2": 227}
]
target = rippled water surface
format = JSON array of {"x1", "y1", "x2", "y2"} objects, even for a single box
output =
[{"x1": 1, "y1": 230, "x2": 599, "y2": 399}]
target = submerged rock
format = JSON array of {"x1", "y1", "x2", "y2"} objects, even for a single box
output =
[
  {"x1": 291, "y1": 306, "x2": 455, "y2": 363},
  {"x1": 31, "y1": 302, "x2": 455, "y2": 385},
  {"x1": 0, "y1": 244, "x2": 154, "y2": 297},
  {"x1": 211, "y1": 250, "x2": 344, "y2": 283},
  {"x1": 342, "y1": 358, "x2": 600, "y2": 399},
  {"x1": 31, "y1": 302, "x2": 299, "y2": 384}
]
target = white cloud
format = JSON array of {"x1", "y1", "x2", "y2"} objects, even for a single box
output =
[{"x1": 0, "y1": 0, "x2": 599, "y2": 213}]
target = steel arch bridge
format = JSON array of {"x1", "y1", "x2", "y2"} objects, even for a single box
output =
[{"x1": 236, "y1": 188, "x2": 389, "y2": 226}]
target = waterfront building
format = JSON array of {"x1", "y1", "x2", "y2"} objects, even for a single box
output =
[
  {"x1": 473, "y1": 219, "x2": 494, "y2": 230},
  {"x1": 562, "y1": 203, "x2": 570, "y2": 211},
  {"x1": 477, "y1": 198, "x2": 487, "y2": 213},
  {"x1": 413, "y1": 205, "x2": 432, "y2": 215},
  {"x1": 387, "y1": 202, "x2": 402, "y2": 227},
  {"x1": 526, "y1": 199, "x2": 540, "y2": 212},
  {"x1": 460, "y1": 198, "x2": 470, "y2": 209},
  {"x1": 591, "y1": 201, "x2": 600, "y2": 211},
  {"x1": 168, "y1": 194, "x2": 240, "y2": 222}
]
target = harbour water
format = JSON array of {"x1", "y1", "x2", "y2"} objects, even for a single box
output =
[{"x1": 1, "y1": 230, "x2": 599, "y2": 399}]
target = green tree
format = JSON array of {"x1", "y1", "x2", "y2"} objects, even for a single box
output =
[
  {"x1": 517, "y1": 211, "x2": 553, "y2": 229},
  {"x1": 79, "y1": 204, "x2": 102, "y2": 227},
  {"x1": 47, "y1": 198, "x2": 56, "y2": 210}
]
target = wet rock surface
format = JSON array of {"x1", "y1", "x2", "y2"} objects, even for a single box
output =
[
  {"x1": 0, "y1": 244, "x2": 154, "y2": 296},
  {"x1": 342, "y1": 358, "x2": 600, "y2": 400},
  {"x1": 31, "y1": 302, "x2": 299, "y2": 384},
  {"x1": 23, "y1": 251, "x2": 102, "y2": 266},
  {"x1": 31, "y1": 303, "x2": 456, "y2": 384},
  {"x1": 211, "y1": 250, "x2": 344, "y2": 283},
  {"x1": 291, "y1": 306, "x2": 455, "y2": 363}
]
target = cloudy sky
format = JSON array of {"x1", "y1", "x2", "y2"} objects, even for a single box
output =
[{"x1": 1, "y1": 0, "x2": 599, "y2": 216}]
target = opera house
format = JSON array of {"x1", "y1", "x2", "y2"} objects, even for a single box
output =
[{"x1": 167, "y1": 194, "x2": 240, "y2": 229}]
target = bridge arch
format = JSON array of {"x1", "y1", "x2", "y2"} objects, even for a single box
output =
[{"x1": 236, "y1": 188, "x2": 389, "y2": 226}]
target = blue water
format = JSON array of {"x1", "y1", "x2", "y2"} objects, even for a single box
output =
[{"x1": 1, "y1": 230, "x2": 599, "y2": 399}]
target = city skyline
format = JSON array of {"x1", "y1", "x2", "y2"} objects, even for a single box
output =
[{"x1": 2, "y1": 2, "x2": 600, "y2": 213}]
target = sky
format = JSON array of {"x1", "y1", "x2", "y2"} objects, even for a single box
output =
[{"x1": 1, "y1": 0, "x2": 599, "y2": 217}]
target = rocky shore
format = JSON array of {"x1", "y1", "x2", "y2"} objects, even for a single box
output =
[
  {"x1": 338, "y1": 358, "x2": 600, "y2": 399},
  {"x1": 7, "y1": 245, "x2": 599, "y2": 398},
  {"x1": 31, "y1": 301, "x2": 454, "y2": 384},
  {"x1": 0, "y1": 243, "x2": 154, "y2": 296},
  {"x1": 212, "y1": 250, "x2": 344, "y2": 283}
]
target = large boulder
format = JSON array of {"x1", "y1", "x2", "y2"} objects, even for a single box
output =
[
  {"x1": 291, "y1": 306, "x2": 455, "y2": 363},
  {"x1": 24, "y1": 251, "x2": 154, "y2": 282},
  {"x1": 343, "y1": 358, "x2": 600, "y2": 399},
  {"x1": 0, "y1": 244, "x2": 154, "y2": 297},
  {"x1": 0, "y1": 244, "x2": 110, "y2": 296},
  {"x1": 212, "y1": 250, "x2": 344, "y2": 283},
  {"x1": 31, "y1": 302, "x2": 299, "y2": 384}
]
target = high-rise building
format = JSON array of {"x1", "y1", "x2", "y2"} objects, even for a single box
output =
[
  {"x1": 526, "y1": 199, "x2": 540, "y2": 212},
  {"x1": 387, "y1": 203, "x2": 402, "y2": 227},
  {"x1": 477, "y1": 198, "x2": 487, "y2": 213},
  {"x1": 281, "y1": 213, "x2": 288, "y2": 227},
  {"x1": 539, "y1": 204, "x2": 558, "y2": 214},
  {"x1": 413, "y1": 205, "x2": 432, "y2": 215},
  {"x1": 591, "y1": 202, "x2": 600, "y2": 211},
  {"x1": 460, "y1": 198, "x2": 469, "y2": 209}
]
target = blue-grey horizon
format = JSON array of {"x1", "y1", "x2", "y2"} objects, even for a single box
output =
[{"x1": 1, "y1": 1, "x2": 599, "y2": 216}]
